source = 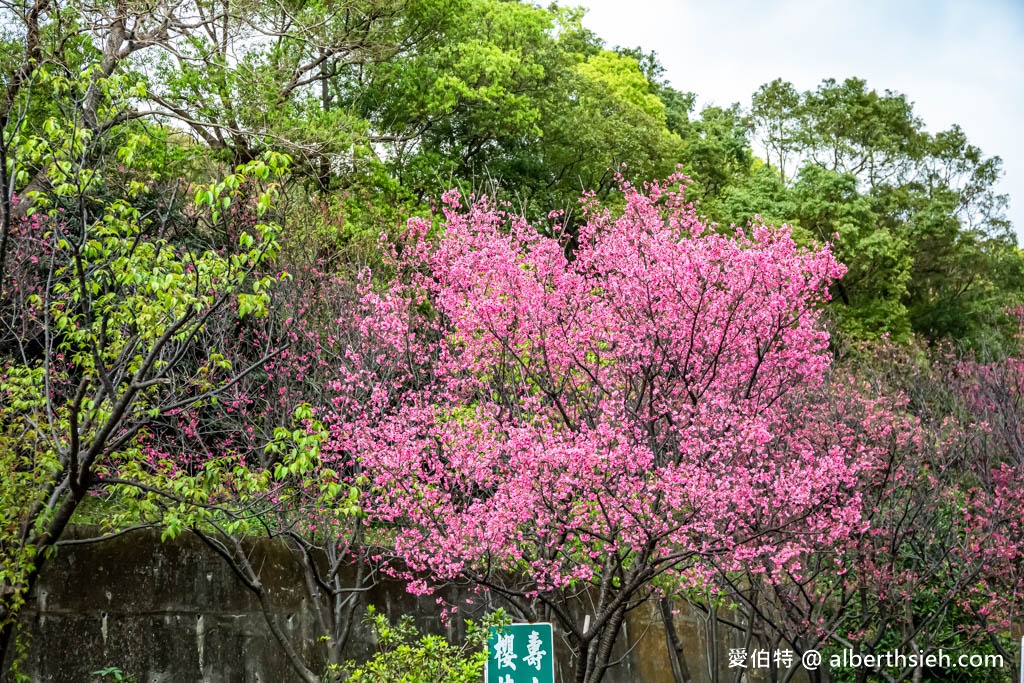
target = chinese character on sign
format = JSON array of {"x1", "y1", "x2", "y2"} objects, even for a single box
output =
[
  {"x1": 486, "y1": 623, "x2": 554, "y2": 683},
  {"x1": 494, "y1": 632, "x2": 518, "y2": 670},
  {"x1": 524, "y1": 630, "x2": 547, "y2": 669},
  {"x1": 728, "y1": 648, "x2": 748, "y2": 668}
]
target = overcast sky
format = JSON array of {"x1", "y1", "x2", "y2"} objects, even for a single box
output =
[{"x1": 571, "y1": 0, "x2": 1024, "y2": 241}]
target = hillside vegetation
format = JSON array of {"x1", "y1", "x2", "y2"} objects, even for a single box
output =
[{"x1": 0, "y1": 1, "x2": 1021, "y2": 682}]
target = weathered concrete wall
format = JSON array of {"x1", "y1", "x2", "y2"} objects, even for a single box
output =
[{"x1": 10, "y1": 527, "x2": 758, "y2": 683}]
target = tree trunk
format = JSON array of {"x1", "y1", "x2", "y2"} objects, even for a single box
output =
[
  {"x1": 0, "y1": 484, "x2": 84, "y2": 678},
  {"x1": 661, "y1": 597, "x2": 692, "y2": 683}
]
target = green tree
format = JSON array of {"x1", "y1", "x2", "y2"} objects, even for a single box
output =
[
  {"x1": 751, "y1": 78, "x2": 800, "y2": 182},
  {"x1": 792, "y1": 164, "x2": 913, "y2": 339},
  {"x1": 742, "y1": 76, "x2": 1022, "y2": 346},
  {"x1": 0, "y1": 61, "x2": 289, "y2": 671},
  {"x1": 679, "y1": 103, "x2": 753, "y2": 207},
  {"x1": 356, "y1": 6, "x2": 686, "y2": 223}
]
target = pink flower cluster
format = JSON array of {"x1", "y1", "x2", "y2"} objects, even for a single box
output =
[{"x1": 329, "y1": 177, "x2": 864, "y2": 597}]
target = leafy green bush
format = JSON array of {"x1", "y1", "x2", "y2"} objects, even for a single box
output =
[{"x1": 341, "y1": 607, "x2": 509, "y2": 683}]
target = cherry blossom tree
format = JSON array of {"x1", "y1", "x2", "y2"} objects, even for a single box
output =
[
  {"x1": 708, "y1": 342, "x2": 1024, "y2": 683},
  {"x1": 331, "y1": 176, "x2": 865, "y2": 683}
]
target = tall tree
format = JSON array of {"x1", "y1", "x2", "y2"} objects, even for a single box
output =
[
  {"x1": 339, "y1": 176, "x2": 861, "y2": 683},
  {"x1": 751, "y1": 78, "x2": 800, "y2": 183},
  {"x1": 0, "y1": 59, "x2": 290, "y2": 669}
]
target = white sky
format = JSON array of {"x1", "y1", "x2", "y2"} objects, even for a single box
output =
[{"x1": 571, "y1": 0, "x2": 1024, "y2": 241}]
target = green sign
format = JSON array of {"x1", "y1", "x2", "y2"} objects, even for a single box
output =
[{"x1": 485, "y1": 622, "x2": 555, "y2": 683}]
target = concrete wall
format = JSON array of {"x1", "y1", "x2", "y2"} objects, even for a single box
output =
[{"x1": 10, "y1": 527, "x2": 756, "y2": 683}]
